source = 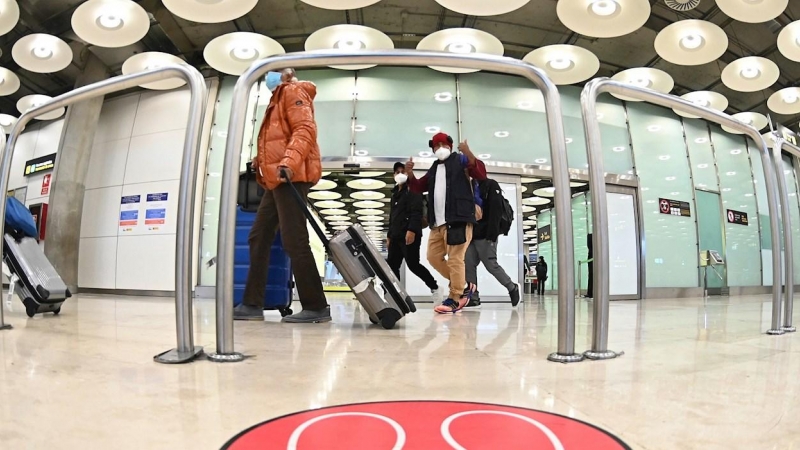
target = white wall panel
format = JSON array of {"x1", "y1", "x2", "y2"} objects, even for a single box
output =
[
  {"x1": 85, "y1": 138, "x2": 130, "y2": 190},
  {"x1": 131, "y1": 89, "x2": 191, "y2": 136},
  {"x1": 94, "y1": 94, "x2": 140, "y2": 144},
  {"x1": 8, "y1": 129, "x2": 37, "y2": 190},
  {"x1": 119, "y1": 180, "x2": 179, "y2": 236},
  {"x1": 80, "y1": 186, "x2": 123, "y2": 238},
  {"x1": 78, "y1": 237, "x2": 117, "y2": 289},
  {"x1": 123, "y1": 129, "x2": 185, "y2": 185},
  {"x1": 33, "y1": 120, "x2": 64, "y2": 157},
  {"x1": 25, "y1": 173, "x2": 49, "y2": 206},
  {"x1": 116, "y1": 235, "x2": 176, "y2": 290}
]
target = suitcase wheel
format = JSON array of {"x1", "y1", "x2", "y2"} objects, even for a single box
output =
[
  {"x1": 279, "y1": 307, "x2": 293, "y2": 317},
  {"x1": 376, "y1": 309, "x2": 402, "y2": 330},
  {"x1": 369, "y1": 317, "x2": 379, "y2": 325},
  {"x1": 23, "y1": 298, "x2": 36, "y2": 318},
  {"x1": 52, "y1": 307, "x2": 61, "y2": 315}
]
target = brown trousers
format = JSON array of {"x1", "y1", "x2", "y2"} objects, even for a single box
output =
[
  {"x1": 427, "y1": 224, "x2": 473, "y2": 300},
  {"x1": 243, "y1": 182, "x2": 327, "y2": 311}
]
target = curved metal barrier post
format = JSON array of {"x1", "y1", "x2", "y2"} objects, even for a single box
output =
[
  {"x1": 0, "y1": 64, "x2": 209, "y2": 362},
  {"x1": 581, "y1": 78, "x2": 789, "y2": 359},
  {"x1": 210, "y1": 50, "x2": 581, "y2": 363},
  {"x1": 774, "y1": 135, "x2": 800, "y2": 333},
  {"x1": 0, "y1": 132, "x2": 10, "y2": 331}
]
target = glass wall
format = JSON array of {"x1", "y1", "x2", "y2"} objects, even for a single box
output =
[
  {"x1": 296, "y1": 69, "x2": 355, "y2": 158},
  {"x1": 747, "y1": 142, "x2": 774, "y2": 286},
  {"x1": 627, "y1": 102, "x2": 698, "y2": 288},
  {"x1": 782, "y1": 154, "x2": 800, "y2": 281}
]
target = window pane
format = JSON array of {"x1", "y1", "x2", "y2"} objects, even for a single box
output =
[
  {"x1": 354, "y1": 67, "x2": 457, "y2": 158},
  {"x1": 627, "y1": 102, "x2": 698, "y2": 287}
]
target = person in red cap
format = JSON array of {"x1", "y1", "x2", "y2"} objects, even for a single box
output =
[{"x1": 405, "y1": 132, "x2": 487, "y2": 313}]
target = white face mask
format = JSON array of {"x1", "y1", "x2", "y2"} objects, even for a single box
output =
[
  {"x1": 394, "y1": 173, "x2": 408, "y2": 185},
  {"x1": 435, "y1": 147, "x2": 451, "y2": 161}
]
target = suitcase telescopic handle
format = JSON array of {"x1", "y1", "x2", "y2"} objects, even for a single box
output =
[{"x1": 280, "y1": 169, "x2": 330, "y2": 247}]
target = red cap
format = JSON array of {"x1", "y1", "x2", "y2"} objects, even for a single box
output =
[{"x1": 430, "y1": 132, "x2": 452, "y2": 149}]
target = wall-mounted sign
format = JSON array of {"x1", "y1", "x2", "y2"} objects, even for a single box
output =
[
  {"x1": 40, "y1": 174, "x2": 51, "y2": 196},
  {"x1": 727, "y1": 209, "x2": 749, "y2": 226},
  {"x1": 119, "y1": 195, "x2": 140, "y2": 232},
  {"x1": 23, "y1": 153, "x2": 56, "y2": 176},
  {"x1": 145, "y1": 192, "x2": 168, "y2": 230},
  {"x1": 777, "y1": 123, "x2": 798, "y2": 146},
  {"x1": 658, "y1": 198, "x2": 691, "y2": 217},
  {"x1": 537, "y1": 224, "x2": 552, "y2": 244}
]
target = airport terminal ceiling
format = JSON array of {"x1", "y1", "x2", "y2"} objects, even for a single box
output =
[{"x1": 0, "y1": 0, "x2": 799, "y2": 131}]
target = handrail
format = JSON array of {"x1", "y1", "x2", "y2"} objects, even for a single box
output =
[
  {"x1": 580, "y1": 78, "x2": 789, "y2": 362},
  {"x1": 209, "y1": 49, "x2": 581, "y2": 363},
  {"x1": 0, "y1": 64, "x2": 209, "y2": 363},
  {"x1": 773, "y1": 134, "x2": 799, "y2": 333}
]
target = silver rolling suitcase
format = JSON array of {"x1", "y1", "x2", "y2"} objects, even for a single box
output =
[
  {"x1": 283, "y1": 174, "x2": 416, "y2": 329},
  {"x1": 3, "y1": 234, "x2": 71, "y2": 317}
]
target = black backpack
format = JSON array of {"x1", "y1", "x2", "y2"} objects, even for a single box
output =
[{"x1": 481, "y1": 180, "x2": 514, "y2": 236}]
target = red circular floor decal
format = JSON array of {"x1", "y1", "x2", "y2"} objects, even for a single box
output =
[{"x1": 222, "y1": 401, "x2": 630, "y2": 449}]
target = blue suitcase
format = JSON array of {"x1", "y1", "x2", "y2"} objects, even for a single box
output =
[{"x1": 233, "y1": 207, "x2": 294, "y2": 316}]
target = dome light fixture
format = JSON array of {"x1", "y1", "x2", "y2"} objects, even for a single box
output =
[
  {"x1": 523, "y1": 44, "x2": 599, "y2": 85},
  {"x1": 122, "y1": 52, "x2": 187, "y2": 90},
  {"x1": 417, "y1": 28, "x2": 504, "y2": 73},
  {"x1": 433, "y1": 0, "x2": 530, "y2": 16},
  {"x1": 0, "y1": 67, "x2": 19, "y2": 96},
  {"x1": 163, "y1": 0, "x2": 257, "y2": 23},
  {"x1": 557, "y1": 0, "x2": 650, "y2": 38},
  {"x1": 716, "y1": 0, "x2": 788, "y2": 24},
  {"x1": 777, "y1": 21, "x2": 800, "y2": 62},
  {"x1": 300, "y1": 0, "x2": 381, "y2": 10},
  {"x1": 306, "y1": 25, "x2": 393, "y2": 70},
  {"x1": 721, "y1": 56, "x2": 779, "y2": 92},
  {"x1": 674, "y1": 91, "x2": 728, "y2": 119},
  {"x1": 204, "y1": 32, "x2": 284, "y2": 76},
  {"x1": 655, "y1": 18, "x2": 730, "y2": 65},
  {"x1": 13, "y1": 34, "x2": 72, "y2": 73},
  {"x1": 17, "y1": 94, "x2": 65, "y2": 121},
  {"x1": 0, "y1": 0, "x2": 19, "y2": 37},
  {"x1": 722, "y1": 112, "x2": 769, "y2": 134},
  {"x1": 611, "y1": 67, "x2": 674, "y2": 101},
  {"x1": 768, "y1": 87, "x2": 800, "y2": 115}
]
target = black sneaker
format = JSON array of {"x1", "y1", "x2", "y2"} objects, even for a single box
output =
[
  {"x1": 464, "y1": 297, "x2": 481, "y2": 309},
  {"x1": 509, "y1": 285, "x2": 520, "y2": 307}
]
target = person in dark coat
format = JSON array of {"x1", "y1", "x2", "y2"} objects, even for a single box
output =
[
  {"x1": 386, "y1": 162, "x2": 439, "y2": 298},
  {"x1": 586, "y1": 233, "x2": 594, "y2": 299},
  {"x1": 535, "y1": 256, "x2": 548, "y2": 295}
]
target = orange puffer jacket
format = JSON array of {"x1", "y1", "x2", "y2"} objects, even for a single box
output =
[{"x1": 254, "y1": 80, "x2": 322, "y2": 190}]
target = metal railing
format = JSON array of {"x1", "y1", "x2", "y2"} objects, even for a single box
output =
[
  {"x1": 580, "y1": 78, "x2": 790, "y2": 361},
  {"x1": 771, "y1": 134, "x2": 799, "y2": 333},
  {"x1": 208, "y1": 49, "x2": 581, "y2": 363},
  {"x1": 0, "y1": 64, "x2": 209, "y2": 363}
]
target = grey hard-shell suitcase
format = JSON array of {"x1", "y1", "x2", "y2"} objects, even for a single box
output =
[
  {"x1": 283, "y1": 173, "x2": 416, "y2": 329},
  {"x1": 3, "y1": 234, "x2": 71, "y2": 317}
]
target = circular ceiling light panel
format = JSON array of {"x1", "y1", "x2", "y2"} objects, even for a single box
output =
[
  {"x1": 721, "y1": 112, "x2": 769, "y2": 134},
  {"x1": 533, "y1": 187, "x2": 556, "y2": 198},
  {"x1": 570, "y1": 181, "x2": 587, "y2": 187},
  {"x1": 351, "y1": 191, "x2": 385, "y2": 200},
  {"x1": 768, "y1": 87, "x2": 800, "y2": 115},
  {"x1": 674, "y1": 91, "x2": 729, "y2": 119},
  {"x1": 523, "y1": 196, "x2": 551, "y2": 206},
  {"x1": 417, "y1": 28, "x2": 504, "y2": 74},
  {"x1": 311, "y1": 179, "x2": 337, "y2": 191},
  {"x1": 308, "y1": 190, "x2": 341, "y2": 200},
  {"x1": 17, "y1": 95, "x2": 64, "y2": 121},
  {"x1": 353, "y1": 200, "x2": 383, "y2": 209},
  {"x1": 523, "y1": 44, "x2": 599, "y2": 85},
  {"x1": 434, "y1": 0, "x2": 530, "y2": 16},
  {"x1": 358, "y1": 215, "x2": 384, "y2": 222},
  {"x1": 721, "y1": 56, "x2": 779, "y2": 92},
  {"x1": 324, "y1": 215, "x2": 351, "y2": 222},
  {"x1": 314, "y1": 200, "x2": 345, "y2": 209},
  {"x1": 352, "y1": 171, "x2": 386, "y2": 177},
  {"x1": 329, "y1": 221, "x2": 353, "y2": 226},
  {"x1": 654, "y1": 19, "x2": 727, "y2": 66},
  {"x1": 523, "y1": 219, "x2": 537, "y2": 226},
  {"x1": 204, "y1": 32, "x2": 285, "y2": 76},
  {"x1": 610, "y1": 67, "x2": 674, "y2": 102},
  {"x1": 122, "y1": 52, "x2": 187, "y2": 90},
  {"x1": 778, "y1": 21, "x2": 800, "y2": 62},
  {"x1": 306, "y1": 24, "x2": 393, "y2": 70},
  {"x1": 319, "y1": 209, "x2": 349, "y2": 216},
  {"x1": 300, "y1": 0, "x2": 381, "y2": 9},
  {"x1": 361, "y1": 221, "x2": 383, "y2": 227},
  {"x1": 0, "y1": 0, "x2": 19, "y2": 37},
  {"x1": 716, "y1": 0, "x2": 788, "y2": 23},
  {"x1": 347, "y1": 178, "x2": 386, "y2": 190},
  {"x1": 522, "y1": 205, "x2": 537, "y2": 213},
  {"x1": 557, "y1": 0, "x2": 651, "y2": 38},
  {"x1": 13, "y1": 34, "x2": 73, "y2": 73},
  {"x1": 356, "y1": 209, "x2": 384, "y2": 216},
  {"x1": 72, "y1": 0, "x2": 149, "y2": 48},
  {"x1": 520, "y1": 177, "x2": 541, "y2": 183},
  {"x1": 163, "y1": 0, "x2": 257, "y2": 23},
  {"x1": 0, "y1": 113, "x2": 16, "y2": 133},
  {"x1": 0, "y1": 67, "x2": 20, "y2": 96}
]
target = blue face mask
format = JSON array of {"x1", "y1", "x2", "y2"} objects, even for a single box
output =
[{"x1": 266, "y1": 72, "x2": 282, "y2": 92}]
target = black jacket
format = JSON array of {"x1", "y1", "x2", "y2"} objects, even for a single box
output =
[
  {"x1": 474, "y1": 178, "x2": 503, "y2": 241},
  {"x1": 536, "y1": 261, "x2": 548, "y2": 278},
  {"x1": 425, "y1": 153, "x2": 476, "y2": 226},
  {"x1": 388, "y1": 184, "x2": 424, "y2": 238}
]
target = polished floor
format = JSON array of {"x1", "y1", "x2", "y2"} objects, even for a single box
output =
[{"x1": 0, "y1": 292, "x2": 798, "y2": 449}]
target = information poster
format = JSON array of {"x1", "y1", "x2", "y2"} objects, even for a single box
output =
[
  {"x1": 658, "y1": 198, "x2": 691, "y2": 217},
  {"x1": 538, "y1": 225, "x2": 552, "y2": 244},
  {"x1": 727, "y1": 209, "x2": 749, "y2": 226},
  {"x1": 145, "y1": 192, "x2": 168, "y2": 231},
  {"x1": 41, "y1": 174, "x2": 51, "y2": 196},
  {"x1": 119, "y1": 195, "x2": 141, "y2": 232}
]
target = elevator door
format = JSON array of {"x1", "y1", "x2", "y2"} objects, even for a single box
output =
[
  {"x1": 695, "y1": 190, "x2": 726, "y2": 290},
  {"x1": 605, "y1": 186, "x2": 641, "y2": 299}
]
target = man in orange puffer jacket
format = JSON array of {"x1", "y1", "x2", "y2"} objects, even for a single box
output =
[{"x1": 234, "y1": 68, "x2": 330, "y2": 323}]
